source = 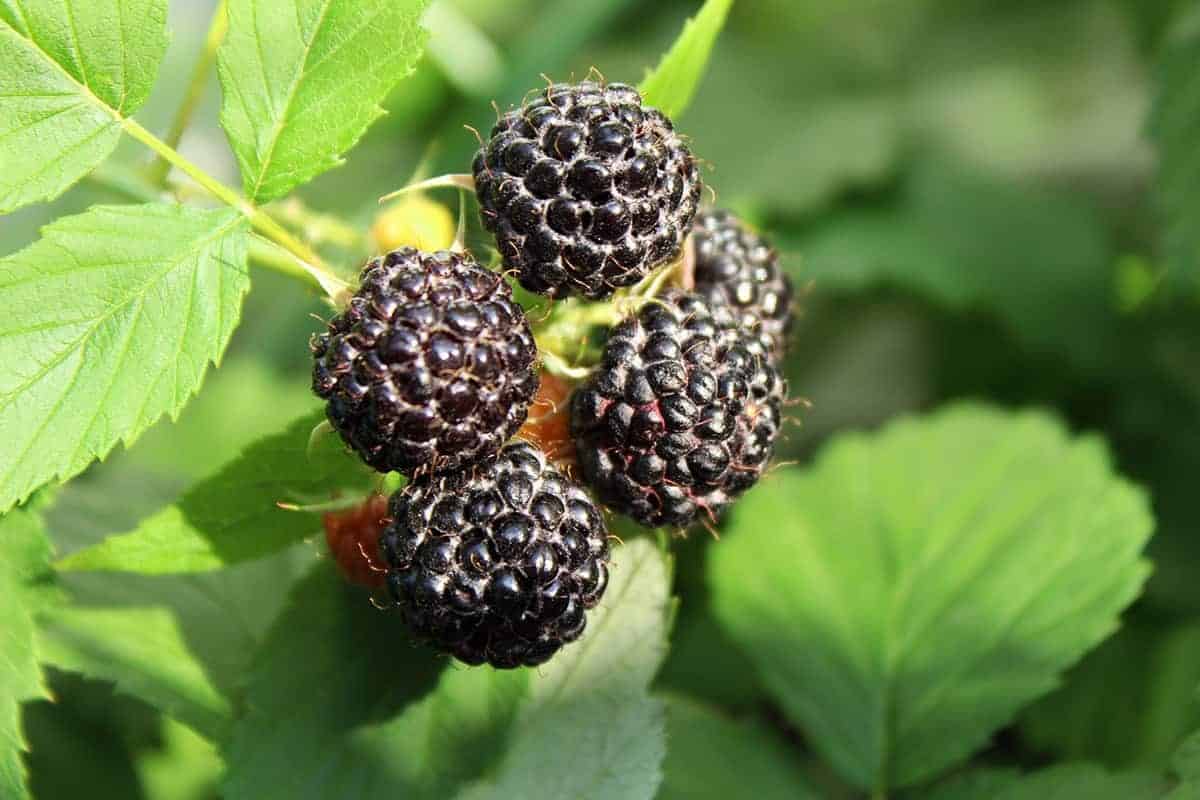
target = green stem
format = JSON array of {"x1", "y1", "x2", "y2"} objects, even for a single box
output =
[
  {"x1": 248, "y1": 236, "x2": 318, "y2": 287},
  {"x1": 120, "y1": 117, "x2": 346, "y2": 297},
  {"x1": 148, "y1": 0, "x2": 229, "y2": 186}
]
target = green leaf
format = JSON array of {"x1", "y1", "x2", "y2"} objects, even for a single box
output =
[
  {"x1": 0, "y1": 0, "x2": 168, "y2": 212},
  {"x1": 0, "y1": 506, "x2": 54, "y2": 800},
  {"x1": 345, "y1": 666, "x2": 529, "y2": 799},
  {"x1": 709, "y1": 404, "x2": 1154, "y2": 791},
  {"x1": 1020, "y1": 615, "x2": 1200, "y2": 770},
  {"x1": 36, "y1": 606, "x2": 232, "y2": 741},
  {"x1": 225, "y1": 540, "x2": 671, "y2": 800},
  {"x1": 925, "y1": 763, "x2": 1166, "y2": 800},
  {"x1": 46, "y1": 446, "x2": 317, "y2": 706},
  {"x1": 658, "y1": 696, "x2": 819, "y2": 800},
  {"x1": 0, "y1": 204, "x2": 250, "y2": 514},
  {"x1": 638, "y1": 0, "x2": 733, "y2": 119},
  {"x1": 56, "y1": 544, "x2": 315, "y2": 708},
  {"x1": 1148, "y1": 27, "x2": 1200, "y2": 287},
  {"x1": 217, "y1": 0, "x2": 431, "y2": 202},
  {"x1": 56, "y1": 410, "x2": 369, "y2": 573},
  {"x1": 136, "y1": 718, "x2": 223, "y2": 800}
]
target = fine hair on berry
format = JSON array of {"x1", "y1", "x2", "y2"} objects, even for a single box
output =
[
  {"x1": 691, "y1": 209, "x2": 794, "y2": 359},
  {"x1": 380, "y1": 441, "x2": 610, "y2": 668},
  {"x1": 473, "y1": 80, "x2": 702, "y2": 300},
  {"x1": 571, "y1": 291, "x2": 785, "y2": 528},
  {"x1": 311, "y1": 248, "x2": 539, "y2": 477}
]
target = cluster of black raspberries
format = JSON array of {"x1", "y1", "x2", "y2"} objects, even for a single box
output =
[{"x1": 311, "y1": 81, "x2": 794, "y2": 669}]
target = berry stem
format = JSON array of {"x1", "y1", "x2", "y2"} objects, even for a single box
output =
[
  {"x1": 119, "y1": 117, "x2": 348, "y2": 299},
  {"x1": 147, "y1": 0, "x2": 229, "y2": 186},
  {"x1": 379, "y1": 173, "x2": 476, "y2": 204}
]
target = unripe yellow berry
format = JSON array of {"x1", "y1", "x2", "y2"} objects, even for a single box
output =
[{"x1": 371, "y1": 195, "x2": 456, "y2": 252}]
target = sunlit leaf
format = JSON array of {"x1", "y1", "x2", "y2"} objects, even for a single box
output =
[
  {"x1": 56, "y1": 410, "x2": 369, "y2": 573},
  {"x1": 217, "y1": 0, "x2": 431, "y2": 202},
  {"x1": 639, "y1": 0, "x2": 733, "y2": 119},
  {"x1": 0, "y1": 0, "x2": 167, "y2": 212},
  {"x1": 0, "y1": 204, "x2": 249, "y2": 513}
]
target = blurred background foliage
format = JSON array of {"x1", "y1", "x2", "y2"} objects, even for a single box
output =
[{"x1": 6, "y1": 0, "x2": 1200, "y2": 796}]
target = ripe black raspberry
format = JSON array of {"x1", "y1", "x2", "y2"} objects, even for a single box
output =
[
  {"x1": 691, "y1": 209, "x2": 794, "y2": 358},
  {"x1": 571, "y1": 292, "x2": 785, "y2": 528},
  {"x1": 473, "y1": 80, "x2": 702, "y2": 300},
  {"x1": 311, "y1": 248, "x2": 539, "y2": 477},
  {"x1": 380, "y1": 441, "x2": 610, "y2": 668}
]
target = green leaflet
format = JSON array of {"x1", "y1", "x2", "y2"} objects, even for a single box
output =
[
  {"x1": 710, "y1": 404, "x2": 1154, "y2": 791},
  {"x1": 36, "y1": 606, "x2": 232, "y2": 741},
  {"x1": 56, "y1": 409, "x2": 371, "y2": 574},
  {"x1": 0, "y1": 0, "x2": 168, "y2": 212},
  {"x1": 639, "y1": 0, "x2": 734, "y2": 119},
  {"x1": 217, "y1": 0, "x2": 431, "y2": 202},
  {"x1": 0, "y1": 204, "x2": 250, "y2": 514}
]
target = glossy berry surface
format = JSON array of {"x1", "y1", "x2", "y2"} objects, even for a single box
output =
[
  {"x1": 473, "y1": 81, "x2": 702, "y2": 299},
  {"x1": 571, "y1": 292, "x2": 784, "y2": 528},
  {"x1": 323, "y1": 494, "x2": 390, "y2": 589},
  {"x1": 691, "y1": 209, "x2": 794, "y2": 358},
  {"x1": 311, "y1": 248, "x2": 539, "y2": 477},
  {"x1": 380, "y1": 442, "x2": 610, "y2": 668}
]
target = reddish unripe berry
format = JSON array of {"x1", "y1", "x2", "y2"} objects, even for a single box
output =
[{"x1": 323, "y1": 494, "x2": 390, "y2": 589}]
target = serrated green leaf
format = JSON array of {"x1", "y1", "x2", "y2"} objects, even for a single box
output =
[
  {"x1": 225, "y1": 539, "x2": 671, "y2": 800},
  {"x1": 56, "y1": 410, "x2": 370, "y2": 573},
  {"x1": 57, "y1": 544, "x2": 315, "y2": 708},
  {"x1": 0, "y1": 506, "x2": 54, "y2": 800},
  {"x1": 217, "y1": 0, "x2": 431, "y2": 202},
  {"x1": 1148, "y1": 28, "x2": 1200, "y2": 287},
  {"x1": 658, "y1": 696, "x2": 819, "y2": 800},
  {"x1": 638, "y1": 0, "x2": 732, "y2": 119},
  {"x1": 0, "y1": 203, "x2": 250, "y2": 514},
  {"x1": 36, "y1": 606, "x2": 232, "y2": 741},
  {"x1": 925, "y1": 763, "x2": 1166, "y2": 800},
  {"x1": 46, "y1": 450, "x2": 316, "y2": 706},
  {"x1": 710, "y1": 404, "x2": 1154, "y2": 791},
  {"x1": 0, "y1": 0, "x2": 168, "y2": 212}
]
